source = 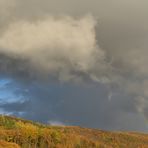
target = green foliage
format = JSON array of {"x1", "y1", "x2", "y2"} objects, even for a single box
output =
[
  {"x1": 51, "y1": 130, "x2": 62, "y2": 144},
  {"x1": 0, "y1": 116, "x2": 16, "y2": 129}
]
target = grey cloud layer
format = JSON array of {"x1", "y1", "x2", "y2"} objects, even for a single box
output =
[
  {"x1": 0, "y1": 15, "x2": 107, "y2": 82},
  {"x1": 0, "y1": 0, "x2": 148, "y2": 131}
]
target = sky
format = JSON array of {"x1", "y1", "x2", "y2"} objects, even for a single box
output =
[{"x1": 0, "y1": 0, "x2": 148, "y2": 132}]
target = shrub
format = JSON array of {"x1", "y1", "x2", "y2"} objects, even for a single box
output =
[
  {"x1": 0, "y1": 117, "x2": 16, "y2": 129},
  {"x1": 51, "y1": 131, "x2": 62, "y2": 144}
]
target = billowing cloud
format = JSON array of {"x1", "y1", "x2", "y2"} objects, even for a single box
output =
[
  {"x1": 0, "y1": 15, "x2": 113, "y2": 83},
  {"x1": 0, "y1": 0, "x2": 148, "y2": 132}
]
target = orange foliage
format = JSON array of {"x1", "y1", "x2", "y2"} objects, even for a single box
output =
[
  {"x1": 0, "y1": 140, "x2": 20, "y2": 148},
  {"x1": 0, "y1": 116, "x2": 148, "y2": 148}
]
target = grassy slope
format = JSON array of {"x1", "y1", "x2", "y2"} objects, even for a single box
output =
[{"x1": 0, "y1": 115, "x2": 148, "y2": 148}]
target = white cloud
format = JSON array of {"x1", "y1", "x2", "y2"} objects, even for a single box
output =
[
  {"x1": 48, "y1": 120, "x2": 66, "y2": 126},
  {"x1": 0, "y1": 15, "x2": 110, "y2": 82}
]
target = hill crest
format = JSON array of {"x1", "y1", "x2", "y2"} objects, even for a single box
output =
[{"x1": 0, "y1": 115, "x2": 148, "y2": 148}]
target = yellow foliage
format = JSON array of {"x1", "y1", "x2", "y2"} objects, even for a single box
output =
[
  {"x1": 16, "y1": 121, "x2": 39, "y2": 139},
  {"x1": 0, "y1": 116, "x2": 148, "y2": 148}
]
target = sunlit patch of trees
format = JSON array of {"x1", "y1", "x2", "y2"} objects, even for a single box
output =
[
  {"x1": 0, "y1": 140, "x2": 20, "y2": 148},
  {"x1": 0, "y1": 116, "x2": 148, "y2": 148}
]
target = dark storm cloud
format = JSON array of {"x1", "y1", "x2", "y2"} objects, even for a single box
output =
[
  {"x1": 0, "y1": 0, "x2": 148, "y2": 132},
  {"x1": 0, "y1": 53, "x2": 31, "y2": 79},
  {"x1": 0, "y1": 101, "x2": 30, "y2": 112},
  {"x1": 1, "y1": 82, "x2": 147, "y2": 132}
]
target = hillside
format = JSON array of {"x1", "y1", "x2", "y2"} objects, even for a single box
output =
[{"x1": 0, "y1": 115, "x2": 148, "y2": 148}]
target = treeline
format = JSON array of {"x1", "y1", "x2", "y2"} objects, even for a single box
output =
[
  {"x1": 0, "y1": 116, "x2": 99, "y2": 148},
  {"x1": 0, "y1": 116, "x2": 148, "y2": 148}
]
